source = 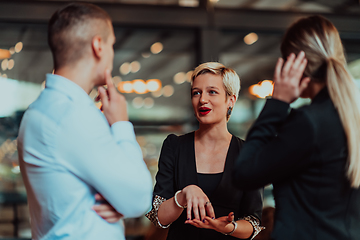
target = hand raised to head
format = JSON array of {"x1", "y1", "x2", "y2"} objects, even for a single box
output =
[
  {"x1": 98, "y1": 69, "x2": 128, "y2": 125},
  {"x1": 272, "y1": 51, "x2": 311, "y2": 103}
]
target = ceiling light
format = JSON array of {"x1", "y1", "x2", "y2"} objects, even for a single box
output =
[
  {"x1": 151, "y1": 88, "x2": 163, "y2": 98},
  {"x1": 133, "y1": 79, "x2": 147, "y2": 94},
  {"x1": 244, "y1": 32, "x2": 258, "y2": 45},
  {"x1": 150, "y1": 42, "x2": 163, "y2": 54},
  {"x1": 118, "y1": 81, "x2": 133, "y2": 93},
  {"x1": 249, "y1": 80, "x2": 273, "y2": 98},
  {"x1": 15, "y1": 42, "x2": 23, "y2": 53},
  {"x1": 174, "y1": 72, "x2": 186, "y2": 84},
  {"x1": 146, "y1": 79, "x2": 162, "y2": 92},
  {"x1": 186, "y1": 70, "x2": 194, "y2": 82},
  {"x1": 163, "y1": 85, "x2": 174, "y2": 97},
  {"x1": 7, "y1": 59, "x2": 14, "y2": 70},
  {"x1": 143, "y1": 97, "x2": 154, "y2": 109},
  {"x1": 130, "y1": 61, "x2": 141, "y2": 73},
  {"x1": 1, "y1": 59, "x2": 8, "y2": 71},
  {"x1": 120, "y1": 62, "x2": 131, "y2": 75},
  {"x1": 132, "y1": 97, "x2": 144, "y2": 109},
  {"x1": 142, "y1": 52, "x2": 151, "y2": 58},
  {"x1": 0, "y1": 49, "x2": 11, "y2": 60}
]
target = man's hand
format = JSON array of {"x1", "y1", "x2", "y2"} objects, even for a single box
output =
[
  {"x1": 98, "y1": 69, "x2": 128, "y2": 125},
  {"x1": 92, "y1": 193, "x2": 123, "y2": 223},
  {"x1": 272, "y1": 51, "x2": 310, "y2": 103}
]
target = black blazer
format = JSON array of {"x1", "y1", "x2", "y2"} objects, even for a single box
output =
[
  {"x1": 154, "y1": 132, "x2": 263, "y2": 240},
  {"x1": 233, "y1": 88, "x2": 360, "y2": 240}
]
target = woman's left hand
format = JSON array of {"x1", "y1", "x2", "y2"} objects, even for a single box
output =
[
  {"x1": 272, "y1": 51, "x2": 310, "y2": 103},
  {"x1": 185, "y1": 212, "x2": 235, "y2": 234},
  {"x1": 92, "y1": 193, "x2": 123, "y2": 223}
]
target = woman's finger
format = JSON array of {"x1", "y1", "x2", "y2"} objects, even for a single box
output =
[
  {"x1": 186, "y1": 200, "x2": 193, "y2": 220},
  {"x1": 199, "y1": 200, "x2": 207, "y2": 221},
  {"x1": 274, "y1": 57, "x2": 284, "y2": 83},
  {"x1": 282, "y1": 53, "x2": 295, "y2": 77},
  {"x1": 290, "y1": 51, "x2": 305, "y2": 75},
  {"x1": 192, "y1": 198, "x2": 200, "y2": 220},
  {"x1": 294, "y1": 58, "x2": 308, "y2": 80},
  {"x1": 227, "y1": 212, "x2": 235, "y2": 222},
  {"x1": 205, "y1": 201, "x2": 215, "y2": 219}
]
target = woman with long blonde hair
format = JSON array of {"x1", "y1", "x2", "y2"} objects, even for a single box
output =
[{"x1": 233, "y1": 15, "x2": 360, "y2": 240}]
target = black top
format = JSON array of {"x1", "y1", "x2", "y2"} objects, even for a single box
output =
[
  {"x1": 233, "y1": 88, "x2": 360, "y2": 240},
  {"x1": 197, "y1": 172, "x2": 223, "y2": 197},
  {"x1": 154, "y1": 132, "x2": 263, "y2": 240}
]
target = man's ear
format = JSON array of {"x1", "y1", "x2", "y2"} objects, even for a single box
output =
[{"x1": 92, "y1": 35, "x2": 102, "y2": 59}]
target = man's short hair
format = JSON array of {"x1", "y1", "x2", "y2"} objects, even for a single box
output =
[{"x1": 48, "y1": 3, "x2": 111, "y2": 69}]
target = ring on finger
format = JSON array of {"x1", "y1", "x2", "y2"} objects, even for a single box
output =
[{"x1": 205, "y1": 201, "x2": 211, "y2": 205}]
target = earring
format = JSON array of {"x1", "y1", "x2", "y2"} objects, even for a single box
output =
[{"x1": 227, "y1": 106, "x2": 232, "y2": 116}]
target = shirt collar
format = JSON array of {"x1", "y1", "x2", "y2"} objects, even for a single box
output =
[{"x1": 45, "y1": 73, "x2": 94, "y2": 105}]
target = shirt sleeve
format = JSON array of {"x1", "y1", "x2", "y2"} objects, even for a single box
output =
[
  {"x1": 233, "y1": 98, "x2": 316, "y2": 190},
  {"x1": 56, "y1": 105, "x2": 153, "y2": 218}
]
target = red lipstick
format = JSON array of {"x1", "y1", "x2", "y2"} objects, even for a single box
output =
[{"x1": 199, "y1": 107, "x2": 211, "y2": 116}]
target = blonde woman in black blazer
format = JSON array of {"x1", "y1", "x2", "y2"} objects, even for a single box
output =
[
  {"x1": 146, "y1": 62, "x2": 264, "y2": 240},
  {"x1": 233, "y1": 16, "x2": 360, "y2": 240}
]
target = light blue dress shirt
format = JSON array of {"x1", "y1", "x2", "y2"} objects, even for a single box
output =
[{"x1": 18, "y1": 74, "x2": 153, "y2": 240}]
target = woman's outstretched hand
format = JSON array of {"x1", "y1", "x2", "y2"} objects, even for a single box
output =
[
  {"x1": 181, "y1": 185, "x2": 215, "y2": 221},
  {"x1": 272, "y1": 51, "x2": 310, "y2": 103},
  {"x1": 185, "y1": 212, "x2": 235, "y2": 234}
]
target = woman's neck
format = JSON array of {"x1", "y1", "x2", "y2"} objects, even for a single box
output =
[{"x1": 195, "y1": 122, "x2": 232, "y2": 144}]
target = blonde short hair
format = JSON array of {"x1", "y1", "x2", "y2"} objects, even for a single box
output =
[{"x1": 191, "y1": 62, "x2": 241, "y2": 100}]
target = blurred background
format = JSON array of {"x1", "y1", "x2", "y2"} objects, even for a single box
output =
[{"x1": 0, "y1": 0, "x2": 360, "y2": 239}]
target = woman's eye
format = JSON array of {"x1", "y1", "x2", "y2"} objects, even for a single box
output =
[
  {"x1": 192, "y1": 91, "x2": 200, "y2": 96},
  {"x1": 209, "y1": 90, "x2": 217, "y2": 94}
]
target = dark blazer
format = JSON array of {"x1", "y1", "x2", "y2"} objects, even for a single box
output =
[
  {"x1": 233, "y1": 88, "x2": 360, "y2": 240},
  {"x1": 154, "y1": 132, "x2": 263, "y2": 240}
]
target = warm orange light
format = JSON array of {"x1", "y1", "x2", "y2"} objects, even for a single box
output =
[
  {"x1": 151, "y1": 42, "x2": 163, "y2": 54},
  {"x1": 118, "y1": 81, "x2": 133, "y2": 93},
  {"x1": 186, "y1": 70, "x2": 194, "y2": 82},
  {"x1": 174, "y1": 72, "x2": 186, "y2": 84},
  {"x1": 120, "y1": 62, "x2": 131, "y2": 75},
  {"x1": 146, "y1": 79, "x2": 162, "y2": 92},
  {"x1": 15, "y1": 42, "x2": 23, "y2": 53},
  {"x1": 133, "y1": 79, "x2": 148, "y2": 94},
  {"x1": 163, "y1": 85, "x2": 174, "y2": 97},
  {"x1": 244, "y1": 32, "x2": 258, "y2": 45},
  {"x1": 0, "y1": 49, "x2": 11, "y2": 60},
  {"x1": 249, "y1": 80, "x2": 274, "y2": 98},
  {"x1": 130, "y1": 61, "x2": 141, "y2": 73},
  {"x1": 7, "y1": 59, "x2": 14, "y2": 70}
]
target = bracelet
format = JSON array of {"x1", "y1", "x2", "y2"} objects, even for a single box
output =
[
  {"x1": 222, "y1": 220, "x2": 237, "y2": 236},
  {"x1": 174, "y1": 190, "x2": 187, "y2": 209}
]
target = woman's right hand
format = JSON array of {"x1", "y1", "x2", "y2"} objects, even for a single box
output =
[{"x1": 181, "y1": 185, "x2": 215, "y2": 221}]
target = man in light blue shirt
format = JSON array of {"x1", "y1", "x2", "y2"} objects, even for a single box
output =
[{"x1": 17, "y1": 3, "x2": 153, "y2": 240}]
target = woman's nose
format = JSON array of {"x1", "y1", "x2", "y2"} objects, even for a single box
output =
[{"x1": 200, "y1": 95, "x2": 208, "y2": 103}]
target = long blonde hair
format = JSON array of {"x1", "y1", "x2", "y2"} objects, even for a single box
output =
[{"x1": 281, "y1": 15, "x2": 360, "y2": 188}]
